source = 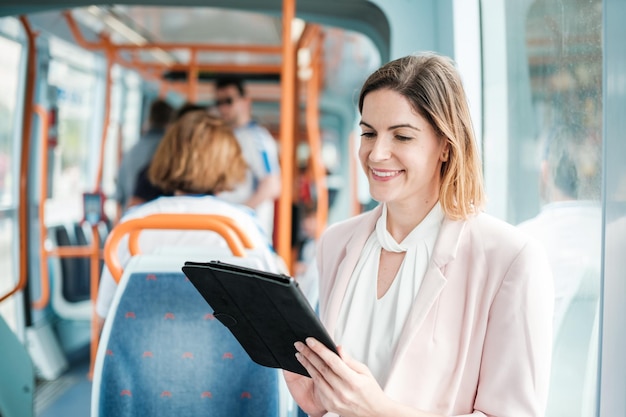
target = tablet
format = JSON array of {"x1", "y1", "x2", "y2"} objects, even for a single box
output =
[{"x1": 181, "y1": 260, "x2": 338, "y2": 377}]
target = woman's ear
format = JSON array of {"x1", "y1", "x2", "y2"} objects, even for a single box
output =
[{"x1": 440, "y1": 143, "x2": 450, "y2": 162}]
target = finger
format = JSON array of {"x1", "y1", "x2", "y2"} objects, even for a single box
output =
[
  {"x1": 337, "y1": 346, "x2": 371, "y2": 375},
  {"x1": 295, "y1": 341, "x2": 327, "y2": 378},
  {"x1": 295, "y1": 346, "x2": 335, "y2": 394},
  {"x1": 304, "y1": 338, "x2": 353, "y2": 381}
]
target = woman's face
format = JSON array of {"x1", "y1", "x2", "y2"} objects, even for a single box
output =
[{"x1": 358, "y1": 88, "x2": 448, "y2": 208}]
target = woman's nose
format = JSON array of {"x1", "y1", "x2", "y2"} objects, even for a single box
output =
[{"x1": 368, "y1": 137, "x2": 392, "y2": 161}]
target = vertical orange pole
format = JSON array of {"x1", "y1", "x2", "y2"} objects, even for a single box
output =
[
  {"x1": 277, "y1": 0, "x2": 297, "y2": 270},
  {"x1": 188, "y1": 49, "x2": 199, "y2": 103},
  {"x1": 88, "y1": 225, "x2": 100, "y2": 379},
  {"x1": 11, "y1": 16, "x2": 37, "y2": 303},
  {"x1": 305, "y1": 30, "x2": 328, "y2": 238},
  {"x1": 95, "y1": 38, "x2": 114, "y2": 189},
  {"x1": 32, "y1": 105, "x2": 50, "y2": 310}
]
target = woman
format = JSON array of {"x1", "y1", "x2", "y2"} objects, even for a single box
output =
[
  {"x1": 96, "y1": 110, "x2": 280, "y2": 324},
  {"x1": 285, "y1": 52, "x2": 553, "y2": 417}
]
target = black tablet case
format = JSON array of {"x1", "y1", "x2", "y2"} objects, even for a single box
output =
[{"x1": 181, "y1": 260, "x2": 338, "y2": 377}]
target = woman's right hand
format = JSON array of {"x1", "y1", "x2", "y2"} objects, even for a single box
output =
[{"x1": 283, "y1": 369, "x2": 327, "y2": 417}]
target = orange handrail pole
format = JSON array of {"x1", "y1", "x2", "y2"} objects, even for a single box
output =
[
  {"x1": 192, "y1": 214, "x2": 255, "y2": 249},
  {"x1": 88, "y1": 225, "x2": 100, "y2": 379},
  {"x1": 188, "y1": 49, "x2": 198, "y2": 103},
  {"x1": 112, "y1": 42, "x2": 282, "y2": 54},
  {"x1": 32, "y1": 105, "x2": 50, "y2": 310},
  {"x1": 95, "y1": 37, "x2": 114, "y2": 189},
  {"x1": 126, "y1": 214, "x2": 255, "y2": 256},
  {"x1": 119, "y1": 60, "x2": 282, "y2": 74},
  {"x1": 46, "y1": 247, "x2": 95, "y2": 257},
  {"x1": 1, "y1": 16, "x2": 38, "y2": 304},
  {"x1": 62, "y1": 11, "x2": 105, "y2": 49},
  {"x1": 277, "y1": 0, "x2": 297, "y2": 271},
  {"x1": 305, "y1": 29, "x2": 329, "y2": 239},
  {"x1": 297, "y1": 23, "x2": 318, "y2": 50},
  {"x1": 104, "y1": 214, "x2": 247, "y2": 284}
]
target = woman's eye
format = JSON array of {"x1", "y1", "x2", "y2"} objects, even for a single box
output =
[
  {"x1": 360, "y1": 131, "x2": 375, "y2": 139},
  {"x1": 395, "y1": 135, "x2": 412, "y2": 141}
]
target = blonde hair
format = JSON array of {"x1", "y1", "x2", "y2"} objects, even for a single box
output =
[
  {"x1": 148, "y1": 111, "x2": 247, "y2": 194},
  {"x1": 358, "y1": 52, "x2": 485, "y2": 220}
]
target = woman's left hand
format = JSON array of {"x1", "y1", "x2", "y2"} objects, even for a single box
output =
[{"x1": 295, "y1": 337, "x2": 392, "y2": 417}]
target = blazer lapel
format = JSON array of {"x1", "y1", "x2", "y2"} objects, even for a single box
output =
[
  {"x1": 323, "y1": 206, "x2": 382, "y2": 337},
  {"x1": 385, "y1": 217, "x2": 467, "y2": 387}
]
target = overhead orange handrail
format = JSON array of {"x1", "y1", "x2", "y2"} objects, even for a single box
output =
[
  {"x1": 63, "y1": 12, "x2": 283, "y2": 54},
  {"x1": 103, "y1": 42, "x2": 283, "y2": 54},
  {"x1": 104, "y1": 214, "x2": 247, "y2": 284},
  {"x1": 1, "y1": 16, "x2": 37, "y2": 305},
  {"x1": 127, "y1": 214, "x2": 255, "y2": 256}
]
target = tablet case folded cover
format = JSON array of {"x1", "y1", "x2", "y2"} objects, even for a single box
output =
[{"x1": 181, "y1": 261, "x2": 338, "y2": 377}]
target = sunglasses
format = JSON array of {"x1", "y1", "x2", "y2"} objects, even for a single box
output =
[{"x1": 215, "y1": 97, "x2": 235, "y2": 107}]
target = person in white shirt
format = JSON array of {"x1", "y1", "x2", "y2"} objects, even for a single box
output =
[
  {"x1": 214, "y1": 77, "x2": 282, "y2": 237},
  {"x1": 518, "y1": 125, "x2": 601, "y2": 336},
  {"x1": 518, "y1": 125, "x2": 602, "y2": 417}
]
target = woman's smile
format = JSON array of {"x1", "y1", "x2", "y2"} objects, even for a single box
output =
[{"x1": 370, "y1": 167, "x2": 405, "y2": 180}]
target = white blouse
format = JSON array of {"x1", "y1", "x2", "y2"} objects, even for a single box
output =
[{"x1": 334, "y1": 202, "x2": 444, "y2": 385}]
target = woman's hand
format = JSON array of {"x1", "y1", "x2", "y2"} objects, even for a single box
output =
[
  {"x1": 283, "y1": 368, "x2": 327, "y2": 417},
  {"x1": 293, "y1": 337, "x2": 392, "y2": 417}
]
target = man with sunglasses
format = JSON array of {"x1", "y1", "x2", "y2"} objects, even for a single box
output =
[{"x1": 213, "y1": 77, "x2": 281, "y2": 238}]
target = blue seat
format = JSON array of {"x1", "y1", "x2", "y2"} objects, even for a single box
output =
[{"x1": 92, "y1": 256, "x2": 281, "y2": 417}]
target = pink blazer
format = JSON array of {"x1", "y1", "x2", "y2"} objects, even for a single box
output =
[{"x1": 317, "y1": 205, "x2": 553, "y2": 417}]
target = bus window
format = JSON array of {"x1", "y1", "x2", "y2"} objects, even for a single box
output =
[
  {"x1": 0, "y1": 32, "x2": 24, "y2": 331},
  {"x1": 46, "y1": 37, "x2": 103, "y2": 225},
  {"x1": 101, "y1": 66, "x2": 143, "y2": 221},
  {"x1": 481, "y1": 0, "x2": 602, "y2": 415}
]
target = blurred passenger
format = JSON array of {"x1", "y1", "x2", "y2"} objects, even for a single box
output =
[
  {"x1": 284, "y1": 52, "x2": 553, "y2": 417},
  {"x1": 214, "y1": 77, "x2": 281, "y2": 237},
  {"x1": 293, "y1": 204, "x2": 319, "y2": 308},
  {"x1": 518, "y1": 125, "x2": 601, "y2": 335},
  {"x1": 115, "y1": 98, "x2": 174, "y2": 217},
  {"x1": 96, "y1": 111, "x2": 281, "y2": 329},
  {"x1": 173, "y1": 101, "x2": 208, "y2": 121},
  {"x1": 127, "y1": 102, "x2": 208, "y2": 209},
  {"x1": 518, "y1": 125, "x2": 601, "y2": 417}
]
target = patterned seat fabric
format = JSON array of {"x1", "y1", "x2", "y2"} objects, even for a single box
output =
[{"x1": 95, "y1": 271, "x2": 280, "y2": 417}]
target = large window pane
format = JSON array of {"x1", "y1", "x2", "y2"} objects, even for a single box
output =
[
  {"x1": 482, "y1": 1, "x2": 602, "y2": 415},
  {"x1": 0, "y1": 34, "x2": 23, "y2": 330},
  {"x1": 46, "y1": 40, "x2": 101, "y2": 225}
]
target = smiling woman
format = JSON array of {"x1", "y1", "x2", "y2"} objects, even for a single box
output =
[
  {"x1": 0, "y1": 1, "x2": 623, "y2": 416},
  {"x1": 284, "y1": 52, "x2": 553, "y2": 417}
]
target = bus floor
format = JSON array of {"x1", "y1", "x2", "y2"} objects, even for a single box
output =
[{"x1": 34, "y1": 347, "x2": 91, "y2": 417}]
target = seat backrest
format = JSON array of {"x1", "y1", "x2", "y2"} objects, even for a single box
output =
[
  {"x1": 48, "y1": 223, "x2": 92, "y2": 320},
  {"x1": 91, "y1": 254, "x2": 281, "y2": 417},
  {"x1": 50, "y1": 223, "x2": 91, "y2": 302}
]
